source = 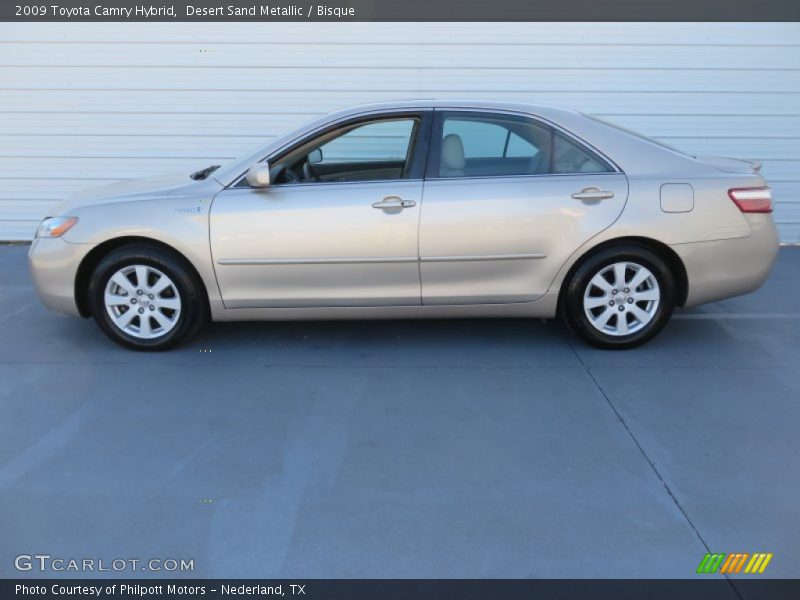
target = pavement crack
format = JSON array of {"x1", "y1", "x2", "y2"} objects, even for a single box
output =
[
  {"x1": 566, "y1": 341, "x2": 744, "y2": 600},
  {"x1": 0, "y1": 301, "x2": 36, "y2": 325}
]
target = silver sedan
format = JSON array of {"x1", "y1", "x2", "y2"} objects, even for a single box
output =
[{"x1": 28, "y1": 100, "x2": 779, "y2": 350}]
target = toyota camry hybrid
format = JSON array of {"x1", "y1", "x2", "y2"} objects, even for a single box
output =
[{"x1": 28, "y1": 100, "x2": 779, "y2": 350}]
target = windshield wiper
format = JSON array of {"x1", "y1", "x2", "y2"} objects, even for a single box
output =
[{"x1": 191, "y1": 164, "x2": 220, "y2": 180}]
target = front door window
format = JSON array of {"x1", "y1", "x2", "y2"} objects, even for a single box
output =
[{"x1": 272, "y1": 117, "x2": 419, "y2": 184}]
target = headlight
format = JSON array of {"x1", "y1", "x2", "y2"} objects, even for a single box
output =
[{"x1": 36, "y1": 216, "x2": 79, "y2": 238}]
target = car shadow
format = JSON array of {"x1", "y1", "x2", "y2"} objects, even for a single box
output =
[{"x1": 188, "y1": 317, "x2": 581, "y2": 368}]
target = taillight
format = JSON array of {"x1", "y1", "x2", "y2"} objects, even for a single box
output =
[{"x1": 728, "y1": 187, "x2": 773, "y2": 213}]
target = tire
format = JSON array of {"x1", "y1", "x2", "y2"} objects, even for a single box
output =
[
  {"x1": 88, "y1": 244, "x2": 207, "y2": 351},
  {"x1": 561, "y1": 244, "x2": 675, "y2": 349}
]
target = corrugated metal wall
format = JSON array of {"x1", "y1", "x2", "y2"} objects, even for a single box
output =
[{"x1": 1, "y1": 22, "x2": 798, "y2": 241}]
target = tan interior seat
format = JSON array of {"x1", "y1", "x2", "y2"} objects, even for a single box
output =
[{"x1": 440, "y1": 133, "x2": 466, "y2": 177}]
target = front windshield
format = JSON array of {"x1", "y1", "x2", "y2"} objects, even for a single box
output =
[
  {"x1": 208, "y1": 108, "x2": 368, "y2": 186},
  {"x1": 203, "y1": 136, "x2": 294, "y2": 186},
  {"x1": 188, "y1": 138, "x2": 269, "y2": 183}
]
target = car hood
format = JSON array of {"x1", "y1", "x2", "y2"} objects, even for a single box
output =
[{"x1": 53, "y1": 172, "x2": 221, "y2": 214}]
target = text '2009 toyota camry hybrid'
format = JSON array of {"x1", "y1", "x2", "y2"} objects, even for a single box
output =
[{"x1": 28, "y1": 100, "x2": 779, "y2": 350}]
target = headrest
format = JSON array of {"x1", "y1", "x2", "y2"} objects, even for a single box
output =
[{"x1": 441, "y1": 134, "x2": 466, "y2": 171}]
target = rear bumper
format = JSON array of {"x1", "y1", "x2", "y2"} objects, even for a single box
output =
[
  {"x1": 28, "y1": 237, "x2": 95, "y2": 317},
  {"x1": 673, "y1": 214, "x2": 780, "y2": 308}
]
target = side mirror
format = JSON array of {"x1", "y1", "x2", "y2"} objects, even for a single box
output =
[
  {"x1": 246, "y1": 163, "x2": 271, "y2": 188},
  {"x1": 308, "y1": 148, "x2": 323, "y2": 165}
]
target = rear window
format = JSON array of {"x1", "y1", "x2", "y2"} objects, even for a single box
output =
[{"x1": 585, "y1": 115, "x2": 693, "y2": 158}]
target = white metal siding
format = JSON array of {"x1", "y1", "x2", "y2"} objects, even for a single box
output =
[{"x1": 1, "y1": 22, "x2": 798, "y2": 241}]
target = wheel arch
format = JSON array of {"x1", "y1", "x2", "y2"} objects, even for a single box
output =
[
  {"x1": 556, "y1": 236, "x2": 689, "y2": 312},
  {"x1": 75, "y1": 236, "x2": 210, "y2": 318}
]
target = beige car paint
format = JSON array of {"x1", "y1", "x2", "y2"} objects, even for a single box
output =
[
  {"x1": 419, "y1": 172, "x2": 629, "y2": 304},
  {"x1": 28, "y1": 100, "x2": 779, "y2": 325},
  {"x1": 211, "y1": 179, "x2": 424, "y2": 308}
]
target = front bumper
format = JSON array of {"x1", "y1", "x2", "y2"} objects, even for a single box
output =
[
  {"x1": 28, "y1": 237, "x2": 95, "y2": 317},
  {"x1": 673, "y1": 214, "x2": 780, "y2": 308}
]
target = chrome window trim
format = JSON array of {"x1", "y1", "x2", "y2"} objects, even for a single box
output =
[
  {"x1": 425, "y1": 171, "x2": 621, "y2": 183},
  {"x1": 224, "y1": 170, "x2": 619, "y2": 191},
  {"x1": 222, "y1": 177, "x2": 423, "y2": 192},
  {"x1": 429, "y1": 106, "x2": 623, "y2": 176}
]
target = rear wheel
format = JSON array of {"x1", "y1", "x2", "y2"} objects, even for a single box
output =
[
  {"x1": 562, "y1": 245, "x2": 675, "y2": 349},
  {"x1": 88, "y1": 245, "x2": 207, "y2": 350}
]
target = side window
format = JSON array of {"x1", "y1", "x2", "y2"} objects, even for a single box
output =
[
  {"x1": 506, "y1": 133, "x2": 537, "y2": 157},
  {"x1": 273, "y1": 117, "x2": 418, "y2": 184},
  {"x1": 552, "y1": 133, "x2": 611, "y2": 174},
  {"x1": 443, "y1": 119, "x2": 507, "y2": 158},
  {"x1": 318, "y1": 119, "x2": 415, "y2": 164},
  {"x1": 437, "y1": 114, "x2": 552, "y2": 178}
]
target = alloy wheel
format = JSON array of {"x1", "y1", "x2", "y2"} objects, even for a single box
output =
[
  {"x1": 582, "y1": 261, "x2": 660, "y2": 336},
  {"x1": 103, "y1": 264, "x2": 182, "y2": 339}
]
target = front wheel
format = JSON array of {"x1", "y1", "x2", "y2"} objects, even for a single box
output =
[
  {"x1": 88, "y1": 244, "x2": 207, "y2": 351},
  {"x1": 561, "y1": 245, "x2": 676, "y2": 349}
]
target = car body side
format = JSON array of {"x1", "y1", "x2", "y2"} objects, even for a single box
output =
[{"x1": 28, "y1": 100, "x2": 779, "y2": 322}]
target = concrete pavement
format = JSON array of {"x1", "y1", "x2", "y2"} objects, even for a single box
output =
[{"x1": 0, "y1": 245, "x2": 798, "y2": 593}]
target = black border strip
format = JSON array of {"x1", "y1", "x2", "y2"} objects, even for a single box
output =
[
  {"x1": 5, "y1": 579, "x2": 800, "y2": 599},
  {"x1": 3, "y1": 0, "x2": 800, "y2": 22}
]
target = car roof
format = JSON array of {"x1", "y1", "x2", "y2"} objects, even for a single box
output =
[{"x1": 326, "y1": 99, "x2": 581, "y2": 121}]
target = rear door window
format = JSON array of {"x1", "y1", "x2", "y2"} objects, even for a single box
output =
[
  {"x1": 431, "y1": 111, "x2": 613, "y2": 178},
  {"x1": 436, "y1": 113, "x2": 551, "y2": 178}
]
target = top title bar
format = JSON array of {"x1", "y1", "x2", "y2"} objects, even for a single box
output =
[{"x1": 3, "y1": 0, "x2": 800, "y2": 21}]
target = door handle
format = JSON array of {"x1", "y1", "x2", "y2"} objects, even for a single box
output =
[
  {"x1": 571, "y1": 187, "x2": 614, "y2": 201},
  {"x1": 372, "y1": 196, "x2": 416, "y2": 209}
]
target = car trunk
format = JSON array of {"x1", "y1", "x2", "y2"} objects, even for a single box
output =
[{"x1": 694, "y1": 155, "x2": 762, "y2": 175}]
